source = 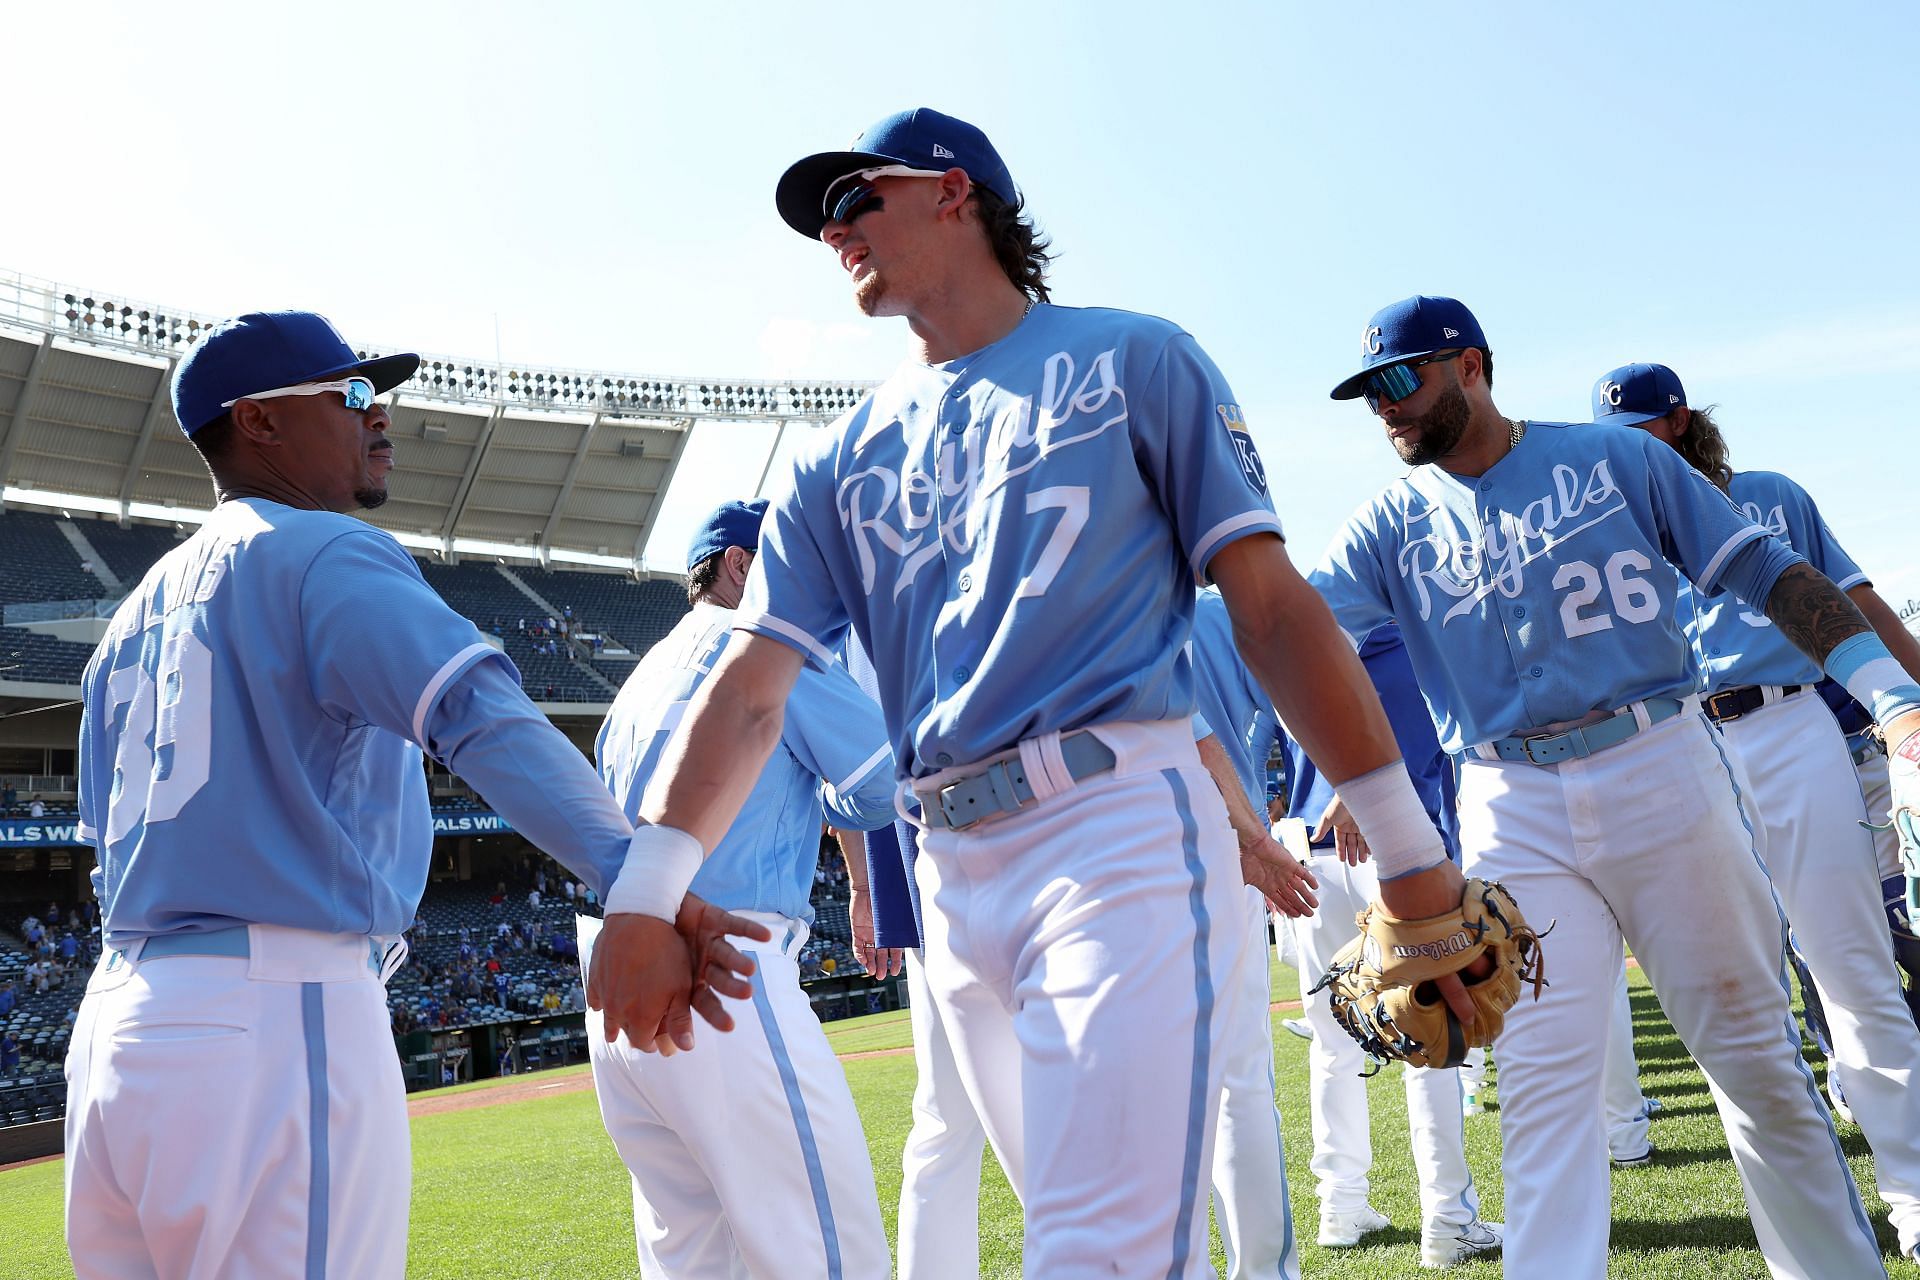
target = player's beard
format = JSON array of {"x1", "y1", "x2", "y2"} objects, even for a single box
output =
[
  {"x1": 853, "y1": 268, "x2": 888, "y2": 317},
  {"x1": 1390, "y1": 383, "x2": 1472, "y2": 466},
  {"x1": 354, "y1": 486, "x2": 389, "y2": 510}
]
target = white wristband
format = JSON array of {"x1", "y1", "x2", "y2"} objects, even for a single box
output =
[
  {"x1": 1337, "y1": 760, "x2": 1449, "y2": 882},
  {"x1": 603, "y1": 824, "x2": 704, "y2": 923}
]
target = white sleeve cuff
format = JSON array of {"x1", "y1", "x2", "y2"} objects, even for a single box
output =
[{"x1": 603, "y1": 824, "x2": 705, "y2": 923}]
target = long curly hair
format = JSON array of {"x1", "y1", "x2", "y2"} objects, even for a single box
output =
[
  {"x1": 1674, "y1": 405, "x2": 1734, "y2": 490},
  {"x1": 969, "y1": 187, "x2": 1054, "y2": 303}
]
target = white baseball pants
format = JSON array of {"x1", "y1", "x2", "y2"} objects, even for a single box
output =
[
  {"x1": 897, "y1": 947, "x2": 988, "y2": 1280},
  {"x1": 1290, "y1": 849, "x2": 1481, "y2": 1235},
  {"x1": 579, "y1": 913, "x2": 890, "y2": 1280},
  {"x1": 1207, "y1": 887, "x2": 1301, "y2": 1280},
  {"x1": 1714, "y1": 691, "x2": 1920, "y2": 1253},
  {"x1": 64, "y1": 926, "x2": 407, "y2": 1279},
  {"x1": 1460, "y1": 708, "x2": 1881, "y2": 1280},
  {"x1": 1602, "y1": 962, "x2": 1652, "y2": 1161},
  {"x1": 913, "y1": 719, "x2": 1249, "y2": 1279}
]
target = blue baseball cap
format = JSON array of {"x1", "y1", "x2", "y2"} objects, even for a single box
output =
[
  {"x1": 1592, "y1": 363, "x2": 1686, "y2": 427},
  {"x1": 776, "y1": 108, "x2": 1018, "y2": 239},
  {"x1": 1329, "y1": 296, "x2": 1489, "y2": 401},
  {"x1": 686, "y1": 498, "x2": 769, "y2": 574},
  {"x1": 171, "y1": 311, "x2": 419, "y2": 436}
]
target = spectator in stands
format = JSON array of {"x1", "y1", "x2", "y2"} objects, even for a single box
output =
[
  {"x1": 1, "y1": 1029, "x2": 18, "y2": 1071},
  {"x1": 528, "y1": 886, "x2": 542, "y2": 909},
  {"x1": 29, "y1": 795, "x2": 45, "y2": 818},
  {"x1": 60, "y1": 932, "x2": 78, "y2": 963},
  {"x1": 0, "y1": 979, "x2": 15, "y2": 1017},
  {"x1": 2, "y1": 782, "x2": 16, "y2": 810},
  {"x1": 28, "y1": 959, "x2": 50, "y2": 994},
  {"x1": 542, "y1": 987, "x2": 561, "y2": 1012},
  {"x1": 46, "y1": 901, "x2": 60, "y2": 925},
  {"x1": 489, "y1": 881, "x2": 507, "y2": 910},
  {"x1": 562, "y1": 879, "x2": 577, "y2": 905}
]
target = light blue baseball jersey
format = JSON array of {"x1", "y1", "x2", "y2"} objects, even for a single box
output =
[
  {"x1": 737, "y1": 303, "x2": 1282, "y2": 777},
  {"x1": 78, "y1": 498, "x2": 636, "y2": 945},
  {"x1": 1685, "y1": 470, "x2": 1868, "y2": 691},
  {"x1": 1309, "y1": 422, "x2": 1804, "y2": 752},
  {"x1": 596, "y1": 603, "x2": 895, "y2": 922},
  {"x1": 1188, "y1": 587, "x2": 1279, "y2": 812}
]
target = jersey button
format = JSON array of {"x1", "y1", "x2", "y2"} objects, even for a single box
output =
[
  {"x1": 1529, "y1": 665, "x2": 1544, "y2": 677},
  {"x1": 1479, "y1": 481, "x2": 1492, "y2": 492},
  {"x1": 948, "y1": 422, "x2": 964, "y2": 436},
  {"x1": 957, "y1": 572, "x2": 973, "y2": 593},
  {"x1": 1513, "y1": 606, "x2": 1526, "y2": 619},
  {"x1": 953, "y1": 665, "x2": 971, "y2": 683},
  {"x1": 936, "y1": 752, "x2": 953, "y2": 766}
]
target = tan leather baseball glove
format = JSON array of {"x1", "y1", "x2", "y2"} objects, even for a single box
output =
[{"x1": 1309, "y1": 878, "x2": 1547, "y2": 1070}]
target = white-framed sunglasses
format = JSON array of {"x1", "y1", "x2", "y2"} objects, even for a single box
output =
[
  {"x1": 222, "y1": 376, "x2": 379, "y2": 412},
  {"x1": 822, "y1": 164, "x2": 950, "y2": 223}
]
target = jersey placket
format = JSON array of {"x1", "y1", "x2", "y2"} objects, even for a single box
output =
[{"x1": 923, "y1": 375, "x2": 978, "y2": 770}]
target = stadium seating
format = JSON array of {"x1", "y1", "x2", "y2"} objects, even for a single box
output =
[
  {"x1": 513, "y1": 568, "x2": 687, "y2": 654},
  {"x1": 73, "y1": 517, "x2": 185, "y2": 586},
  {"x1": 0, "y1": 510, "x2": 100, "y2": 605},
  {"x1": 0, "y1": 625, "x2": 98, "y2": 685}
]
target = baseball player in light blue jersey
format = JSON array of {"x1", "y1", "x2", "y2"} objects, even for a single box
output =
[
  {"x1": 1272, "y1": 621, "x2": 1501, "y2": 1268},
  {"x1": 1592, "y1": 362, "x2": 1920, "y2": 1259},
  {"x1": 593, "y1": 109, "x2": 1477, "y2": 1278},
  {"x1": 65, "y1": 313, "x2": 764, "y2": 1279},
  {"x1": 1311, "y1": 295, "x2": 1920, "y2": 1280},
  {"x1": 582, "y1": 498, "x2": 897, "y2": 1279}
]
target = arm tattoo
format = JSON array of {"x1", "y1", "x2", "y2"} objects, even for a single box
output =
[{"x1": 1764, "y1": 562, "x2": 1871, "y2": 665}]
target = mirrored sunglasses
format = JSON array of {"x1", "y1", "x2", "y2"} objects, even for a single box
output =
[
  {"x1": 222, "y1": 376, "x2": 378, "y2": 412},
  {"x1": 1362, "y1": 350, "x2": 1464, "y2": 412}
]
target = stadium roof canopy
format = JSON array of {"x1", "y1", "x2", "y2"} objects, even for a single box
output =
[{"x1": 0, "y1": 271, "x2": 874, "y2": 572}]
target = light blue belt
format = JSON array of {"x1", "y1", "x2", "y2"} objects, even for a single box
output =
[
  {"x1": 1480, "y1": 697, "x2": 1687, "y2": 766},
  {"x1": 126, "y1": 925, "x2": 383, "y2": 973},
  {"x1": 922, "y1": 732, "x2": 1117, "y2": 831}
]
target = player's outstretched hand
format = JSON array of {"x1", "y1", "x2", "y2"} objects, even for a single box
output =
[
  {"x1": 1241, "y1": 832, "x2": 1319, "y2": 918},
  {"x1": 588, "y1": 898, "x2": 771, "y2": 1053},
  {"x1": 848, "y1": 885, "x2": 905, "y2": 979},
  {"x1": 1374, "y1": 860, "x2": 1494, "y2": 1028},
  {"x1": 1312, "y1": 793, "x2": 1371, "y2": 865}
]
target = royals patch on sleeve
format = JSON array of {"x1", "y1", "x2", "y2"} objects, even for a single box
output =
[{"x1": 1217, "y1": 403, "x2": 1267, "y2": 495}]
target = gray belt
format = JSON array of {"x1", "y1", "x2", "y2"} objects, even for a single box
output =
[
  {"x1": 920, "y1": 732, "x2": 1117, "y2": 831},
  {"x1": 1478, "y1": 697, "x2": 1687, "y2": 766}
]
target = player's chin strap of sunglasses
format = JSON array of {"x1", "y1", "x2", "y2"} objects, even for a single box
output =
[{"x1": 918, "y1": 732, "x2": 1116, "y2": 831}]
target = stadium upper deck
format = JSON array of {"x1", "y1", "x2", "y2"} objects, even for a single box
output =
[{"x1": 0, "y1": 269, "x2": 874, "y2": 708}]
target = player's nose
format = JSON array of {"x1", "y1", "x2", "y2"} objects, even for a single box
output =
[
  {"x1": 820, "y1": 221, "x2": 848, "y2": 249},
  {"x1": 364, "y1": 401, "x2": 393, "y2": 431}
]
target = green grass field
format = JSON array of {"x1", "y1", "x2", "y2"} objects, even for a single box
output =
[{"x1": 6, "y1": 962, "x2": 1916, "y2": 1277}]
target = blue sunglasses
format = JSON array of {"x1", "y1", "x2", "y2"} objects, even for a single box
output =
[
  {"x1": 1363, "y1": 349, "x2": 1464, "y2": 412},
  {"x1": 825, "y1": 179, "x2": 884, "y2": 226}
]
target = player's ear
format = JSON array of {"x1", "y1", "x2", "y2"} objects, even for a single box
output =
[
  {"x1": 1458, "y1": 347, "x2": 1486, "y2": 389},
  {"x1": 934, "y1": 168, "x2": 973, "y2": 221},
  {"x1": 228, "y1": 398, "x2": 282, "y2": 448}
]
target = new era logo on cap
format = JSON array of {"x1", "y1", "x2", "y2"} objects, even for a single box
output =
[
  {"x1": 1442, "y1": 327, "x2": 1460, "y2": 339},
  {"x1": 932, "y1": 143, "x2": 955, "y2": 158}
]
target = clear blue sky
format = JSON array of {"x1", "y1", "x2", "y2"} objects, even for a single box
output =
[{"x1": 9, "y1": 3, "x2": 1917, "y2": 592}]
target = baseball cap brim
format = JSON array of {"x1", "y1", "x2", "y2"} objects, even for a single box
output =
[
  {"x1": 1329, "y1": 349, "x2": 1447, "y2": 401},
  {"x1": 775, "y1": 149, "x2": 907, "y2": 238},
  {"x1": 310, "y1": 352, "x2": 421, "y2": 397}
]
